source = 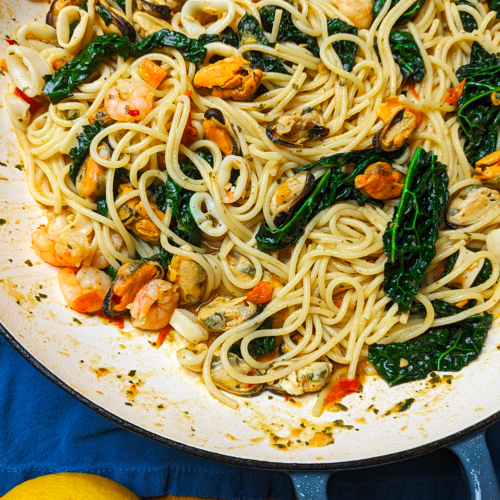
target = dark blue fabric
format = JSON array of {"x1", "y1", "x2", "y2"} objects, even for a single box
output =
[{"x1": 0, "y1": 331, "x2": 498, "y2": 499}]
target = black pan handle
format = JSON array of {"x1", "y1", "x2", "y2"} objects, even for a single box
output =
[
  {"x1": 288, "y1": 471, "x2": 332, "y2": 500},
  {"x1": 449, "y1": 428, "x2": 500, "y2": 500}
]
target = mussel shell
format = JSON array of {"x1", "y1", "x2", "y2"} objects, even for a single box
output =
[
  {"x1": 271, "y1": 171, "x2": 316, "y2": 227},
  {"x1": 204, "y1": 114, "x2": 240, "y2": 156},
  {"x1": 89, "y1": 106, "x2": 115, "y2": 128},
  {"x1": 198, "y1": 296, "x2": 258, "y2": 332},
  {"x1": 96, "y1": 0, "x2": 136, "y2": 41},
  {"x1": 103, "y1": 260, "x2": 163, "y2": 317},
  {"x1": 46, "y1": 0, "x2": 65, "y2": 27},
  {"x1": 373, "y1": 108, "x2": 414, "y2": 153},
  {"x1": 204, "y1": 108, "x2": 225, "y2": 124},
  {"x1": 267, "y1": 361, "x2": 332, "y2": 396},
  {"x1": 137, "y1": 0, "x2": 172, "y2": 20},
  {"x1": 309, "y1": 126, "x2": 330, "y2": 140},
  {"x1": 446, "y1": 185, "x2": 500, "y2": 229},
  {"x1": 211, "y1": 353, "x2": 264, "y2": 397},
  {"x1": 266, "y1": 125, "x2": 297, "y2": 148}
]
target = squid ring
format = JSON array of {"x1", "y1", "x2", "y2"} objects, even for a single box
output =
[
  {"x1": 56, "y1": 6, "x2": 89, "y2": 53},
  {"x1": 190, "y1": 192, "x2": 228, "y2": 236},
  {"x1": 217, "y1": 155, "x2": 249, "y2": 204},
  {"x1": 181, "y1": 0, "x2": 235, "y2": 37}
]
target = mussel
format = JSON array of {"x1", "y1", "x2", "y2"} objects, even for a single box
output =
[
  {"x1": 202, "y1": 108, "x2": 240, "y2": 156},
  {"x1": 373, "y1": 98, "x2": 417, "y2": 153},
  {"x1": 197, "y1": 296, "x2": 258, "y2": 332},
  {"x1": 211, "y1": 353, "x2": 263, "y2": 397},
  {"x1": 94, "y1": 0, "x2": 136, "y2": 41},
  {"x1": 227, "y1": 253, "x2": 256, "y2": 283},
  {"x1": 193, "y1": 57, "x2": 263, "y2": 101},
  {"x1": 133, "y1": 11, "x2": 170, "y2": 38},
  {"x1": 277, "y1": 333, "x2": 302, "y2": 356},
  {"x1": 354, "y1": 161, "x2": 404, "y2": 200},
  {"x1": 266, "y1": 107, "x2": 329, "y2": 148},
  {"x1": 103, "y1": 260, "x2": 163, "y2": 317},
  {"x1": 446, "y1": 185, "x2": 500, "y2": 229},
  {"x1": 269, "y1": 171, "x2": 315, "y2": 227},
  {"x1": 267, "y1": 361, "x2": 333, "y2": 396},
  {"x1": 167, "y1": 245, "x2": 208, "y2": 306},
  {"x1": 136, "y1": 0, "x2": 172, "y2": 19},
  {"x1": 75, "y1": 142, "x2": 110, "y2": 203},
  {"x1": 474, "y1": 150, "x2": 500, "y2": 189},
  {"x1": 117, "y1": 183, "x2": 165, "y2": 244},
  {"x1": 89, "y1": 106, "x2": 115, "y2": 128}
]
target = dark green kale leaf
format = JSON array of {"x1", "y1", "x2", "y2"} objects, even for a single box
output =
[
  {"x1": 472, "y1": 258, "x2": 493, "y2": 286},
  {"x1": 373, "y1": 0, "x2": 426, "y2": 26},
  {"x1": 114, "y1": 0, "x2": 126, "y2": 10},
  {"x1": 260, "y1": 6, "x2": 319, "y2": 56},
  {"x1": 455, "y1": 42, "x2": 500, "y2": 164},
  {"x1": 383, "y1": 148, "x2": 449, "y2": 312},
  {"x1": 237, "y1": 13, "x2": 290, "y2": 74},
  {"x1": 96, "y1": 196, "x2": 108, "y2": 216},
  {"x1": 256, "y1": 149, "x2": 402, "y2": 252},
  {"x1": 457, "y1": 1, "x2": 478, "y2": 32},
  {"x1": 104, "y1": 265, "x2": 117, "y2": 280},
  {"x1": 162, "y1": 178, "x2": 201, "y2": 247},
  {"x1": 409, "y1": 298, "x2": 477, "y2": 317},
  {"x1": 327, "y1": 18, "x2": 358, "y2": 72},
  {"x1": 179, "y1": 149, "x2": 213, "y2": 180},
  {"x1": 387, "y1": 30, "x2": 426, "y2": 82},
  {"x1": 368, "y1": 312, "x2": 493, "y2": 386},
  {"x1": 492, "y1": 0, "x2": 500, "y2": 14},
  {"x1": 141, "y1": 246, "x2": 172, "y2": 268},
  {"x1": 44, "y1": 31, "x2": 218, "y2": 103},
  {"x1": 68, "y1": 121, "x2": 107, "y2": 184},
  {"x1": 96, "y1": 4, "x2": 113, "y2": 25},
  {"x1": 442, "y1": 250, "x2": 459, "y2": 278},
  {"x1": 256, "y1": 169, "x2": 331, "y2": 252},
  {"x1": 248, "y1": 335, "x2": 276, "y2": 357},
  {"x1": 219, "y1": 26, "x2": 240, "y2": 47}
]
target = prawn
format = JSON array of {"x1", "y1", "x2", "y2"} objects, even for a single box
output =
[
  {"x1": 32, "y1": 229, "x2": 91, "y2": 267},
  {"x1": 58, "y1": 267, "x2": 112, "y2": 313},
  {"x1": 331, "y1": 0, "x2": 373, "y2": 29},
  {"x1": 104, "y1": 79, "x2": 154, "y2": 123},
  {"x1": 128, "y1": 279, "x2": 179, "y2": 330}
]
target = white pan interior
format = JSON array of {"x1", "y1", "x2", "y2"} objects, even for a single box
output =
[{"x1": 1, "y1": 0, "x2": 500, "y2": 468}]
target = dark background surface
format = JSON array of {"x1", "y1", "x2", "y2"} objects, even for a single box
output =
[{"x1": 0, "y1": 333, "x2": 491, "y2": 499}]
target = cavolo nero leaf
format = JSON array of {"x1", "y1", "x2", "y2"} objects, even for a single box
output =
[
  {"x1": 368, "y1": 311, "x2": 493, "y2": 386},
  {"x1": 409, "y1": 298, "x2": 477, "y2": 317},
  {"x1": 141, "y1": 246, "x2": 172, "y2": 268},
  {"x1": 96, "y1": 196, "x2": 108, "y2": 216},
  {"x1": 219, "y1": 26, "x2": 240, "y2": 48},
  {"x1": 373, "y1": 0, "x2": 426, "y2": 25},
  {"x1": 256, "y1": 149, "x2": 398, "y2": 252},
  {"x1": 260, "y1": 6, "x2": 319, "y2": 56},
  {"x1": 68, "y1": 121, "x2": 107, "y2": 184},
  {"x1": 387, "y1": 31, "x2": 426, "y2": 82},
  {"x1": 44, "y1": 31, "x2": 219, "y2": 104},
  {"x1": 237, "y1": 13, "x2": 290, "y2": 74},
  {"x1": 457, "y1": 1, "x2": 478, "y2": 32},
  {"x1": 383, "y1": 148, "x2": 449, "y2": 312},
  {"x1": 327, "y1": 18, "x2": 358, "y2": 72},
  {"x1": 455, "y1": 42, "x2": 500, "y2": 165}
]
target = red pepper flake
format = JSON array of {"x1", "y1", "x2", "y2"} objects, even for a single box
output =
[
  {"x1": 128, "y1": 109, "x2": 140, "y2": 117},
  {"x1": 181, "y1": 115, "x2": 198, "y2": 146},
  {"x1": 5, "y1": 39, "x2": 15, "y2": 46},
  {"x1": 14, "y1": 87, "x2": 41, "y2": 115},
  {"x1": 444, "y1": 78, "x2": 466, "y2": 105},
  {"x1": 156, "y1": 324, "x2": 172, "y2": 348},
  {"x1": 408, "y1": 83, "x2": 420, "y2": 100},
  {"x1": 247, "y1": 384, "x2": 253, "y2": 389},
  {"x1": 285, "y1": 396, "x2": 290, "y2": 402},
  {"x1": 324, "y1": 378, "x2": 360, "y2": 407},
  {"x1": 333, "y1": 297, "x2": 343, "y2": 308},
  {"x1": 185, "y1": 89, "x2": 193, "y2": 98},
  {"x1": 97, "y1": 311, "x2": 124, "y2": 329}
]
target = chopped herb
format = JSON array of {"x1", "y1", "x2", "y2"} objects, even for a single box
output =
[
  {"x1": 14, "y1": 164, "x2": 24, "y2": 171},
  {"x1": 125, "y1": 402, "x2": 133, "y2": 406},
  {"x1": 157, "y1": 404, "x2": 164, "y2": 409},
  {"x1": 0, "y1": 219, "x2": 6, "y2": 226},
  {"x1": 73, "y1": 318, "x2": 82, "y2": 324},
  {"x1": 24, "y1": 259, "x2": 33, "y2": 267},
  {"x1": 128, "y1": 370, "x2": 136, "y2": 376}
]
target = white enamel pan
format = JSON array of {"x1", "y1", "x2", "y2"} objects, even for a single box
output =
[{"x1": 1, "y1": 2, "x2": 500, "y2": 498}]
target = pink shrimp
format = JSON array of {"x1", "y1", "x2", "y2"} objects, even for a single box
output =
[
  {"x1": 332, "y1": 0, "x2": 373, "y2": 29},
  {"x1": 104, "y1": 79, "x2": 154, "y2": 123},
  {"x1": 128, "y1": 279, "x2": 179, "y2": 330},
  {"x1": 58, "y1": 267, "x2": 112, "y2": 313},
  {"x1": 31, "y1": 229, "x2": 91, "y2": 267}
]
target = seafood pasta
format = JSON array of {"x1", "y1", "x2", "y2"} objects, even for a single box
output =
[{"x1": 4, "y1": 0, "x2": 500, "y2": 415}]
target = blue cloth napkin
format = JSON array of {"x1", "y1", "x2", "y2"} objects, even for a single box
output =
[{"x1": 0, "y1": 331, "x2": 498, "y2": 500}]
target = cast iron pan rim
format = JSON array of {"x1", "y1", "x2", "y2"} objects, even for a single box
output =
[{"x1": 2, "y1": 320, "x2": 500, "y2": 472}]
